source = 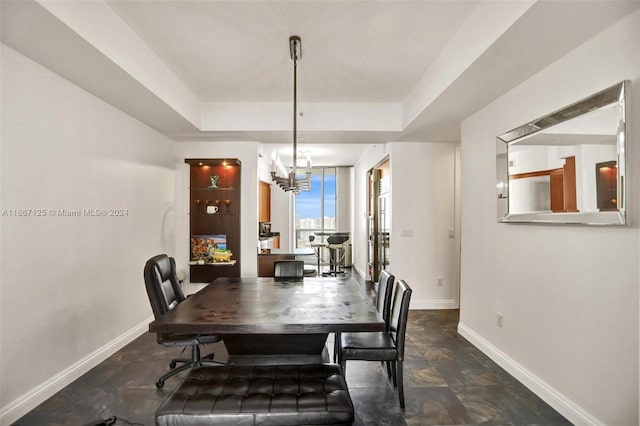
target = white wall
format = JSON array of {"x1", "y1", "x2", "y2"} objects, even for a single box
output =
[
  {"x1": 0, "y1": 45, "x2": 176, "y2": 423},
  {"x1": 256, "y1": 152, "x2": 292, "y2": 251},
  {"x1": 508, "y1": 145, "x2": 565, "y2": 174},
  {"x1": 389, "y1": 143, "x2": 457, "y2": 308},
  {"x1": 352, "y1": 142, "x2": 458, "y2": 308},
  {"x1": 271, "y1": 183, "x2": 293, "y2": 250},
  {"x1": 459, "y1": 11, "x2": 639, "y2": 425},
  {"x1": 637, "y1": 20, "x2": 640, "y2": 425},
  {"x1": 174, "y1": 142, "x2": 260, "y2": 281}
]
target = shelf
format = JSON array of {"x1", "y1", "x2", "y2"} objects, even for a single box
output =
[
  {"x1": 190, "y1": 187, "x2": 236, "y2": 191},
  {"x1": 185, "y1": 158, "x2": 241, "y2": 167},
  {"x1": 189, "y1": 260, "x2": 237, "y2": 266},
  {"x1": 186, "y1": 158, "x2": 241, "y2": 283}
]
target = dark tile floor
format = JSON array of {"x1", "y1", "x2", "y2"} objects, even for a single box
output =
[{"x1": 14, "y1": 281, "x2": 570, "y2": 426}]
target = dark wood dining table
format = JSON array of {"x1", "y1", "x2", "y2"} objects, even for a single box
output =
[{"x1": 149, "y1": 276, "x2": 384, "y2": 364}]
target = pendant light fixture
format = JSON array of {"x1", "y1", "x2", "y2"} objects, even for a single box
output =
[{"x1": 270, "y1": 35, "x2": 312, "y2": 193}]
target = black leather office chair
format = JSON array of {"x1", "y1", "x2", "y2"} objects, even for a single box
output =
[
  {"x1": 274, "y1": 260, "x2": 304, "y2": 279},
  {"x1": 338, "y1": 280, "x2": 412, "y2": 408},
  {"x1": 144, "y1": 254, "x2": 223, "y2": 388}
]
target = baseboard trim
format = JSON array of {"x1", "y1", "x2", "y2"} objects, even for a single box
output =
[
  {"x1": 412, "y1": 299, "x2": 458, "y2": 310},
  {"x1": 352, "y1": 264, "x2": 367, "y2": 280},
  {"x1": 457, "y1": 322, "x2": 603, "y2": 426},
  {"x1": 0, "y1": 317, "x2": 153, "y2": 426}
]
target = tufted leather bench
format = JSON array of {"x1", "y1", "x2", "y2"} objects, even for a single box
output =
[{"x1": 155, "y1": 364, "x2": 354, "y2": 426}]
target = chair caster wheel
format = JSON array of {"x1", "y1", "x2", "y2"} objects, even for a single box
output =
[
  {"x1": 156, "y1": 380, "x2": 164, "y2": 388},
  {"x1": 169, "y1": 360, "x2": 177, "y2": 369}
]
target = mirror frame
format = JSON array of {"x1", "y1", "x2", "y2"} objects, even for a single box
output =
[{"x1": 496, "y1": 80, "x2": 629, "y2": 225}]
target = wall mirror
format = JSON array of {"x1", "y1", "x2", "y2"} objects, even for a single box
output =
[{"x1": 496, "y1": 81, "x2": 628, "y2": 225}]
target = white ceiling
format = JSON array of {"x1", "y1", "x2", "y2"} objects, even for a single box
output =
[
  {"x1": 1, "y1": 0, "x2": 638, "y2": 166},
  {"x1": 106, "y1": 0, "x2": 477, "y2": 103}
]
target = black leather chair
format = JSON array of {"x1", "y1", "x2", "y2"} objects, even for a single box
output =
[
  {"x1": 144, "y1": 254, "x2": 223, "y2": 388},
  {"x1": 274, "y1": 260, "x2": 304, "y2": 279},
  {"x1": 338, "y1": 280, "x2": 412, "y2": 408},
  {"x1": 376, "y1": 270, "x2": 396, "y2": 330},
  {"x1": 333, "y1": 270, "x2": 395, "y2": 362}
]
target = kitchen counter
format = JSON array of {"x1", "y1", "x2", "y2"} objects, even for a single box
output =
[
  {"x1": 258, "y1": 248, "x2": 314, "y2": 256},
  {"x1": 257, "y1": 248, "x2": 315, "y2": 277},
  {"x1": 258, "y1": 232, "x2": 280, "y2": 240}
]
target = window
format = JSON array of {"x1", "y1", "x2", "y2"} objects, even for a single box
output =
[{"x1": 295, "y1": 167, "x2": 336, "y2": 248}]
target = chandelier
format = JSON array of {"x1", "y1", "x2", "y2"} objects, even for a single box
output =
[{"x1": 270, "y1": 35, "x2": 312, "y2": 193}]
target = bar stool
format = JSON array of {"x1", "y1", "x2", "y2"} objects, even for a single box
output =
[
  {"x1": 309, "y1": 235, "x2": 327, "y2": 275},
  {"x1": 322, "y1": 235, "x2": 349, "y2": 277}
]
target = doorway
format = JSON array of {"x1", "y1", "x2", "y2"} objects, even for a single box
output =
[{"x1": 367, "y1": 158, "x2": 390, "y2": 282}]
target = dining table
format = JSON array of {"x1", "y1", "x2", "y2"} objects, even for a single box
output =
[{"x1": 149, "y1": 276, "x2": 384, "y2": 365}]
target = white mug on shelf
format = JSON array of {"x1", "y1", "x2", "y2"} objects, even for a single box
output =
[{"x1": 207, "y1": 205, "x2": 219, "y2": 214}]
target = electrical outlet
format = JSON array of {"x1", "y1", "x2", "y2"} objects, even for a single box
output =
[
  {"x1": 497, "y1": 312, "x2": 504, "y2": 328},
  {"x1": 436, "y1": 277, "x2": 443, "y2": 286}
]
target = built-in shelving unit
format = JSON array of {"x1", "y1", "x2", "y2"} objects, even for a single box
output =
[{"x1": 186, "y1": 158, "x2": 241, "y2": 283}]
